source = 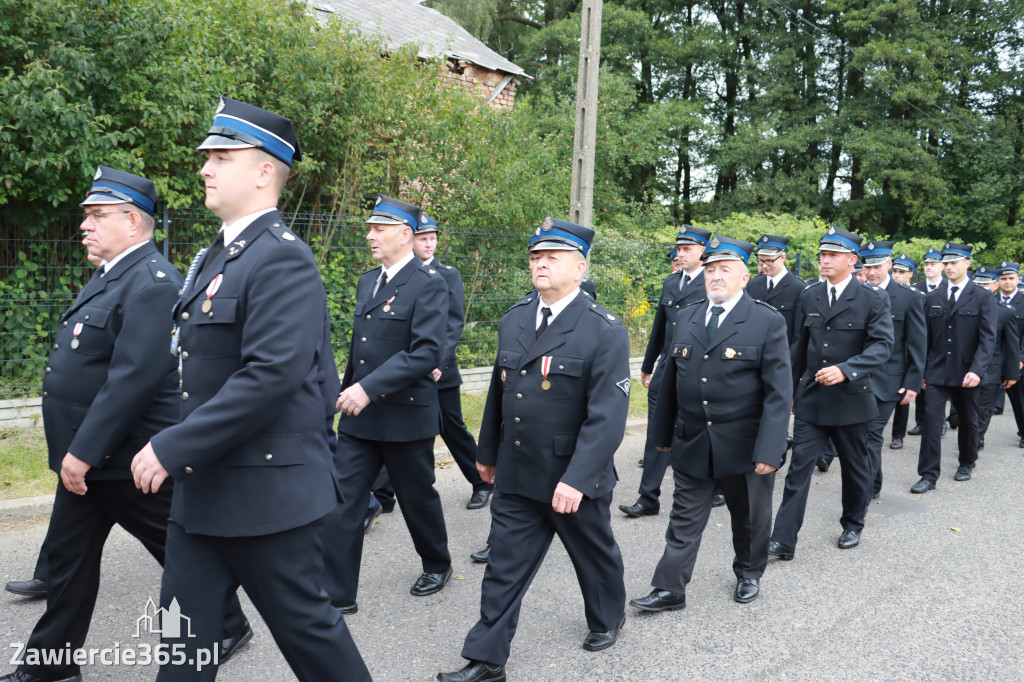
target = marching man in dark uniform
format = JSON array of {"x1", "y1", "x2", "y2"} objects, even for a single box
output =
[
  {"x1": 858, "y1": 241, "x2": 925, "y2": 500},
  {"x1": 769, "y1": 227, "x2": 893, "y2": 558},
  {"x1": 745, "y1": 234, "x2": 804, "y2": 344},
  {"x1": 908, "y1": 247, "x2": 947, "y2": 437},
  {"x1": 623, "y1": 225, "x2": 712, "y2": 518},
  {"x1": 888, "y1": 253, "x2": 920, "y2": 449},
  {"x1": 323, "y1": 194, "x2": 453, "y2": 612},
  {"x1": 972, "y1": 266, "x2": 1019, "y2": 449},
  {"x1": 130, "y1": 98, "x2": 369, "y2": 681},
  {"x1": 912, "y1": 242, "x2": 996, "y2": 493},
  {"x1": 996, "y1": 262, "x2": 1024, "y2": 447},
  {"x1": 629, "y1": 236, "x2": 791, "y2": 614},
  {"x1": 438, "y1": 219, "x2": 631, "y2": 682}
]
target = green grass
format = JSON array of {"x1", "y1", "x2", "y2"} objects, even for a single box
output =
[{"x1": 0, "y1": 428, "x2": 55, "y2": 501}]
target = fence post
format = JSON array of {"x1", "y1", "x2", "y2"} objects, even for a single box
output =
[{"x1": 162, "y1": 203, "x2": 170, "y2": 259}]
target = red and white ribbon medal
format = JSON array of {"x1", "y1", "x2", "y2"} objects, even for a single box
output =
[
  {"x1": 540, "y1": 356, "x2": 552, "y2": 391},
  {"x1": 383, "y1": 295, "x2": 396, "y2": 313},
  {"x1": 202, "y1": 274, "x2": 223, "y2": 314},
  {"x1": 71, "y1": 322, "x2": 84, "y2": 349}
]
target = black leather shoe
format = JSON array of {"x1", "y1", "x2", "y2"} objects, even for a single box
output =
[
  {"x1": 908, "y1": 424, "x2": 922, "y2": 436},
  {"x1": 637, "y1": 457, "x2": 645, "y2": 468},
  {"x1": 629, "y1": 589, "x2": 686, "y2": 612},
  {"x1": 4, "y1": 578, "x2": 47, "y2": 598},
  {"x1": 331, "y1": 600, "x2": 358, "y2": 615},
  {"x1": 941, "y1": 423, "x2": 948, "y2": 436},
  {"x1": 994, "y1": 407, "x2": 1004, "y2": 415},
  {"x1": 411, "y1": 567, "x2": 452, "y2": 596},
  {"x1": 363, "y1": 504, "x2": 382, "y2": 533},
  {"x1": 768, "y1": 540, "x2": 795, "y2": 560},
  {"x1": 1019, "y1": 436, "x2": 1024, "y2": 449},
  {"x1": 954, "y1": 465, "x2": 972, "y2": 481},
  {"x1": 734, "y1": 578, "x2": 760, "y2": 603},
  {"x1": 978, "y1": 439, "x2": 985, "y2": 450},
  {"x1": 0, "y1": 671, "x2": 81, "y2": 682},
  {"x1": 467, "y1": 488, "x2": 493, "y2": 510},
  {"x1": 910, "y1": 478, "x2": 936, "y2": 494},
  {"x1": 837, "y1": 529, "x2": 860, "y2": 549},
  {"x1": 436, "y1": 660, "x2": 506, "y2": 682},
  {"x1": 582, "y1": 613, "x2": 625, "y2": 651},
  {"x1": 816, "y1": 458, "x2": 830, "y2": 472},
  {"x1": 711, "y1": 492, "x2": 726, "y2": 507},
  {"x1": 220, "y1": 621, "x2": 253, "y2": 664},
  {"x1": 470, "y1": 545, "x2": 490, "y2": 563},
  {"x1": 618, "y1": 501, "x2": 658, "y2": 517},
  {"x1": 889, "y1": 438, "x2": 904, "y2": 450}
]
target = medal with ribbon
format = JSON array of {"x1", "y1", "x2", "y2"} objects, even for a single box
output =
[
  {"x1": 540, "y1": 356, "x2": 553, "y2": 390},
  {"x1": 202, "y1": 274, "x2": 223, "y2": 315},
  {"x1": 71, "y1": 322, "x2": 84, "y2": 349},
  {"x1": 383, "y1": 295, "x2": 396, "y2": 313}
]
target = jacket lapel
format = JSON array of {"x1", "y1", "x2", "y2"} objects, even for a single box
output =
[
  {"x1": 824, "y1": 279, "x2": 856, "y2": 322},
  {"x1": 688, "y1": 301, "x2": 711, "y2": 346},
  {"x1": 65, "y1": 242, "x2": 157, "y2": 319},
  {"x1": 704, "y1": 294, "x2": 751, "y2": 353},
  {"x1": 184, "y1": 213, "x2": 275, "y2": 308},
  {"x1": 521, "y1": 293, "x2": 587, "y2": 366},
  {"x1": 365, "y1": 257, "x2": 420, "y2": 313},
  {"x1": 950, "y1": 281, "x2": 969, "y2": 313}
]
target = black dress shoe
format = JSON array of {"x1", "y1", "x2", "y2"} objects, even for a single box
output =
[
  {"x1": 837, "y1": 529, "x2": 860, "y2": 549},
  {"x1": 1019, "y1": 436, "x2": 1024, "y2": 449},
  {"x1": 467, "y1": 488, "x2": 493, "y2": 510},
  {"x1": 220, "y1": 621, "x2": 253, "y2": 664},
  {"x1": 994, "y1": 407, "x2": 1004, "y2": 415},
  {"x1": 978, "y1": 439, "x2": 985, "y2": 450},
  {"x1": 637, "y1": 457, "x2": 645, "y2": 468},
  {"x1": 908, "y1": 424, "x2": 922, "y2": 436},
  {"x1": 331, "y1": 600, "x2": 358, "y2": 615},
  {"x1": 910, "y1": 478, "x2": 936, "y2": 494},
  {"x1": 0, "y1": 671, "x2": 82, "y2": 682},
  {"x1": 411, "y1": 567, "x2": 453, "y2": 596},
  {"x1": 363, "y1": 504, "x2": 382, "y2": 533},
  {"x1": 954, "y1": 465, "x2": 972, "y2": 481},
  {"x1": 436, "y1": 660, "x2": 506, "y2": 682},
  {"x1": 941, "y1": 423, "x2": 948, "y2": 436},
  {"x1": 470, "y1": 545, "x2": 490, "y2": 563},
  {"x1": 582, "y1": 613, "x2": 625, "y2": 651},
  {"x1": 816, "y1": 458, "x2": 830, "y2": 472},
  {"x1": 4, "y1": 578, "x2": 47, "y2": 598},
  {"x1": 629, "y1": 589, "x2": 686, "y2": 612},
  {"x1": 711, "y1": 492, "x2": 726, "y2": 507},
  {"x1": 734, "y1": 578, "x2": 760, "y2": 603},
  {"x1": 768, "y1": 540, "x2": 795, "y2": 560},
  {"x1": 889, "y1": 438, "x2": 904, "y2": 450},
  {"x1": 618, "y1": 501, "x2": 658, "y2": 517}
]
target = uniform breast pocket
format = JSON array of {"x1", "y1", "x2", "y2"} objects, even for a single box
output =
[
  {"x1": 543, "y1": 356, "x2": 584, "y2": 401},
  {"x1": 834, "y1": 316, "x2": 866, "y2": 331},
  {"x1": 189, "y1": 297, "x2": 239, "y2": 358},
  {"x1": 496, "y1": 349, "x2": 522, "y2": 391},
  {"x1": 956, "y1": 309, "x2": 978, "y2": 319},
  {"x1": 803, "y1": 315, "x2": 823, "y2": 329},
  {"x1": 722, "y1": 345, "x2": 758, "y2": 361},
  {"x1": 71, "y1": 306, "x2": 114, "y2": 357},
  {"x1": 377, "y1": 305, "x2": 411, "y2": 339},
  {"x1": 928, "y1": 306, "x2": 945, "y2": 318},
  {"x1": 670, "y1": 343, "x2": 692, "y2": 374}
]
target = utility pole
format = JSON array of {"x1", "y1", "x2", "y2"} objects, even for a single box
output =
[{"x1": 569, "y1": 0, "x2": 603, "y2": 228}]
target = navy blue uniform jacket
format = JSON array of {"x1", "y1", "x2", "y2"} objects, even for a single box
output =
[
  {"x1": 984, "y1": 299, "x2": 1021, "y2": 384},
  {"x1": 432, "y1": 259, "x2": 465, "y2": 390},
  {"x1": 923, "y1": 280, "x2": 997, "y2": 386},
  {"x1": 42, "y1": 241, "x2": 181, "y2": 480},
  {"x1": 151, "y1": 211, "x2": 339, "y2": 537},
  {"x1": 651, "y1": 294, "x2": 793, "y2": 477},
  {"x1": 791, "y1": 280, "x2": 894, "y2": 425},
  {"x1": 873, "y1": 279, "x2": 926, "y2": 402},
  {"x1": 338, "y1": 257, "x2": 448, "y2": 441},
  {"x1": 745, "y1": 271, "x2": 804, "y2": 346},
  {"x1": 477, "y1": 292, "x2": 630, "y2": 502},
  {"x1": 641, "y1": 270, "x2": 706, "y2": 374}
]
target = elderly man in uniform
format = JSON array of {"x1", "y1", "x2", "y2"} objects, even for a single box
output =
[
  {"x1": 323, "y1": 194, "x2": 452, "y2": 613},
  {"x1": 769, "y1": 227, "x2": 893, "y2": 558},
  {"x1": 888, "y1": 253, "x2": 920, "y2": 449},
  {"x1": 972, "y1": 266, "x2": 1020, "y2": 449},
  {"x1": 629, "y1": 236, "x2": 791, "y2": 613},
  {"x1": 1, "y1": 168, "x2": 254, "y2": 682},
  {"x1": 130, "y1": 98, "x2": 369, "y2": 681},
  {"x1": 622, "y1": 225, "x2": 713, "y2": 518},
  {"x1": 746, "y1": 234, "x2": 804, "y2": 344},
  {"x1": 912, "y1": 242, "x2": 996, "y2": 493},
  {"x1": 858, "y1": 241, "x2": 925, "y2": 500},
  {"x1": 996, "y1": 262, "x2": 1024, "y2": 448},
  {"x1": 438, "y1": 219, "x2": 631, "y2": 682}
]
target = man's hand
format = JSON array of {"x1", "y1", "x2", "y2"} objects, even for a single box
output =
[
  {"x1": 754, "y1": 462, "x2": 777, "y2": 475},
  {"x1": 60, "y1": 453, "x2": 91, "y2": 495},
  {"x1": 1004, "y1": 378, "x2": 1018, "y2": 390},
  {"x1": 655, "y1": 446, "x2": 671, "y2": 452},
  {"x1": 814, "y1": 366, "x2": 847, "y2": 386},
  {"x1": 432, "y1": 368, "x2": 442, "y2": 382},
  {"x1": 552, "y1": 482, "x2": 584, "y2": 514},
  {"x1": 962, "y1": 372, "x2": 981, "y2": 388},
  {"x1": 641, "y1": 371, "x2": 652, "y2": 389},
  {"x1": 337, "y1": 383, "x2": 371, "y2": 416},
  {"x1": 898, "y1": 387, "x2": 918, "y2": 405},
  {"x1": 476, "y1": 462, "x2": 495, "y2": 485},
  {"x1": 131, "y1": 442, "x2": 169, "y2": 494}
]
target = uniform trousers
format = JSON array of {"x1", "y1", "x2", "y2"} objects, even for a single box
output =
[
  {"x1": 652, "y1": 467, "x2": 775, "y2": 594},
  {"x1": 461, "y1": 490, "x2": 625, "y2": 666},
  {"x1": 637, "y1": 366, "x2": 670, "y2": 510},
  {"x1": 918, "y1": 384, "x2": 980, "y2": 482},
  {"x1": 891, "y1": 401, "x2": 909, "y2": 439},
  {"x1": 1006, "y1": 381, "x2": 1024, "y2": 436},
  {"x1": 324, "y1": 433, "x2": 451, "y2": 603},
  {"x1": 772, "y1": 418, "x2": 873, "y2": 548},
  {"x1": 157, "y1": 519, "x2": 368, "y2": 682},
  {"x1": 978, "y1": 382, "x2": 1001, "y2": 441},
  {"x1": 20, "y1": 481, "x2": 244, "y2": 679},
  {"x1": 867, "y1": 399, "x2": 899, "y2": 495}
]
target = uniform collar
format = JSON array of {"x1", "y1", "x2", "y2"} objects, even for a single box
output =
[
  {"x1": 101, "y1": 240, "x2": 150, "y2": 275},
  {"x1": 222, "y1": 207, "x2": 276, "y2": 245},
  {"x1": 380, "y1": 250, "x2": 416, "y2": 283},
  {"x1": 536, "y1": 287, "x2": 581, "y2": 327}
]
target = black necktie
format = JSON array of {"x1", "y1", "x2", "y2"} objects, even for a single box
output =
[
  {"x1": 199, "y1": 234, "x2": 225, "y2": 278},
  {"x1": 949, "y1": 286, "x2": 959, "y2": 307},
  {"x1": 929, "y1": 284, "x2": 936, "y2": 291},
  {"x1": 1003, "y1": 296, "x2": 1011, "y2": 305},
  {"x1": 536, "y1": 307, "x2": 552, "y2": 339},
  {"x1": 830, "y1": 286, "x2": 837, "y2": 307},
  {"x1": 374, "y1": 270, "x2": 388, "y2": 297},
  {"x1": 706, "y1": 305, "x2": 725, "y2": 339},
  {"x1": 767, "y1": 279, "x2": 775, "y2": 293},
  {"x1": 680, "y1": 273, "x2": 690, "y2": 291}
]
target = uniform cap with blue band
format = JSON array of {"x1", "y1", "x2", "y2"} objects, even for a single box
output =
[
  {"x1": 940, "y1": 241, "x2": 973, "y2": 262},
  {"x1": 197, "y1": 97, "x2": 301, "y2": 167},
  {"x1": 676, "y1": 224, "x2": 712, "y2": 248},
  {"x1": 892, "y1": 254, "x2": 918, "y2": 273},
  {"x1": 818, "y1": 226, "x2": 863, "y2": 253},
  {"x1": 858, "y1": 240, "x2": 895, "y2": 266},
  {"x1": 367, "y1": 194, "x2": 421, "y2": 229},
  {"x1": 666, "y1": 247, "x2": 678, "y2": 261},
  {"x1": 80, "y1": 166, "x2": 158, "y2": 216},
  {"x1": 921, "y1": 247, "x2": 943, "y2": 263},
  {"x1": 973, "y1": 266, "x2": 998, "y2": 283},
  {"x1": 702, "y1": 235, "x2": 755, "y2": 264},
  {"x1": 756, "y1": 234, "x2": 790, "y2": 255},
  {"x1": 416, "y1": 211, "x2": 438, "y2": 234},
  {"x1": 528, "y1": 218, "x2": 594, "y2": 256},
  {"x1": 998, "y1": 261, "x2": 1020, "y2": 275}
]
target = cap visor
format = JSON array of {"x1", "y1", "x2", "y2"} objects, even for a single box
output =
[
  {"x1": 196, "y1": 134, "x2": 257, "y2": 152},
  {"x1": 529, "y1": 242, "x2": 582, "y2": 253},
  {"x1": 80, "y1": 193, "x2": 127, "y2": 207},
  {"x1": 704, "y1": 253, "x2": 744, "y2": 264},
  {"x1": 366, "y1": 216, "x2": 405, "y2": 225},
  {"x1": 818, "y1": 244, "x2": 856, "y2": 253}
]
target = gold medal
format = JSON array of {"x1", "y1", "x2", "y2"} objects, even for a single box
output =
[
  {"x1": 70, "y1": 338, "x2": 80, "y2": 349},
  {"x1": 541, "y1": 379, "x2": 551, "y2": 391},
  {"x1": 383, "y1": 304, "x2": 391, "y2": 312},
  {"x1": 725, "y1": 347, "x2": 736, "y2": 359},
  {"x1": 201, "y1": 299, "x2": 212, "y2": 314},
  {"x1": 501, "y1": 369, "x2": 507, "y2": 382}
]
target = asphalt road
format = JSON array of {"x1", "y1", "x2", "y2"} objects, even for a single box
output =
[{"x1": 2, "y1": 414, "x2": 1023, "y2": 681}]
